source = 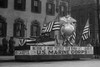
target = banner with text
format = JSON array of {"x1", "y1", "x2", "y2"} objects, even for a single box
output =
[{"x1": 29, "y1": 46, "x2": 93, "y2": 55}]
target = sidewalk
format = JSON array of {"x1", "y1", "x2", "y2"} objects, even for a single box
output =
[{"x1": 0, "y1": 56, "x2": 14, "y2": 61}]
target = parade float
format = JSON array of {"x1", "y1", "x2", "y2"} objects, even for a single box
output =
[{"x1": 14, "y1": 15, "x2": 94, "y2": 61}]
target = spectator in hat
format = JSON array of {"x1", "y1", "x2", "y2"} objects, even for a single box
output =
[
  {"x1": 9, "y1": 37, "x2": 15, "y2": 55},
  {"x1": 2, "y1": 37, "x2": 8, "y2": 55}
]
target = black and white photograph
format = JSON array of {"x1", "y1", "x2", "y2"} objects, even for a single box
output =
[{"x1": 0, "y1": 0, "x2": 100, "y2": 67}]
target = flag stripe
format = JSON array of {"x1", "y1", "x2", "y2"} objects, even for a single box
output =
[
  {"x1": 52, "y1": 21, "x2": 60, "y2": 31},
  {"x1": 54, "y1": 22, "x2": 59, "y2": 24},
  {"x1": 52, "y1": 27, "x2": 60, "y2": 30},
  {"x1": 68, "y1": 31, "x2": 76, "y2": 45},
  {"x1": 48, "y1": 21, "x2": 54, "y2": 32},
  {"x1": 53, "y1": 25, "x2": 60, "y2": 27},
  {"x1": 83, "y1": 30, "x2": 89, "y2": 34}
]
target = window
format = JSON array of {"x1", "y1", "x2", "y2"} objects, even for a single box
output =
[
  {"x1": 14, "y1": 0, "x2": 26, "y2": 11},
  {"x1": 46, "y1": 2, "x2": 55, "y2": 15},
  {"x1": 30, "y1": 20, "x2": 40, "y2": 37},
  {"x1": 31, "y1": 0, "x2": 41, "y2": 13},
  {"x1": 13, "y1": 18, "x2": 26, "y2": 38},
  {"x1": 0, "y1": 0, "x2": 8, "y2": 8},
  {"x1": 0, "y1": 15, "x2": 7, "y2": 37},
  {"x1": 59, "y1": 4, "x2": 67, "y2": 16}
]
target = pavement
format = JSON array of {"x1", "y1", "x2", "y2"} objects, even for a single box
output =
[
  {"x1": 0, "y1": 56, "x2": 14, "y2": 61},
  {"x1": 0, "y1": 55, "x2": 99, "y2": 61},
  {"x1": 0, "y1": 56, "x2": 100, "y2": 67},
  {"x1": 0, "y1": 59, "x2": 100, "y2": 67}
]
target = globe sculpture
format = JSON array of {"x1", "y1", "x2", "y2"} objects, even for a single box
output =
[
  {"x1": 61, "y1": 23, "x2": 75, "y2": 37},
  {"x1": 60, "y1": 15, "x2": 77, "y2": 46}
]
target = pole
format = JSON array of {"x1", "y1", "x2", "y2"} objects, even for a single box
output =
[
  {"x1": 68, "y1": 0, "x2": 71, "y2": 15},
  {"x1": 97, "y1": 0, "x2": 100, "y2": 43}
]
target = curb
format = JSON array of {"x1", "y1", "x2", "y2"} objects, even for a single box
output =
[{"x1": 0, "y1": 56, "x2": 14, "y2": 60}]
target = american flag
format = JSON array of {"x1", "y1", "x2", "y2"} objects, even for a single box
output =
[
  {"x1": 42, "y1": 15, "x2": 60, "y2": 33},
  {"x1": 68, "y1": 31, "x2": 76, "y2": 45},
  {"x1": 44, "y1": 21, "x2": 54, "y2": 32},
  {"x1": 42, "y1": 21, "x2": 60, "y2": 33},
  {"x1": 71, "y1": 31, "x2": 76, "y2": 43},
  {"x1": 82, "y1": 18, "x2": 90, "y2": 40}
]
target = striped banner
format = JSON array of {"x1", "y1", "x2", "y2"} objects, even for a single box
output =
[{"x1": 19, "y1": 39, "x2": 26, "y2": 46}]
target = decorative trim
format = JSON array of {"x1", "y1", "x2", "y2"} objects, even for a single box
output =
[
  {"x1": 15, "y1": 18, "x2": 24, "y2": 23},
  {"x1": 13, "y1": 18, "x2": 25, "y2": 38}
]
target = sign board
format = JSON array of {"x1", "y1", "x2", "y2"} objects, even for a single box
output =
[
  {"x1": 30, "y1": 46, "x2": 93, "y2": 55},
  {"x1": 15, "y1": 50, "x2": 30, "y2": 55},
  {"x1": 15, "y1": 46, "x2": 93, "y2": 55}
]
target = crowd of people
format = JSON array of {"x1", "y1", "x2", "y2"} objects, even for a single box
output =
[{"x1": 1, "y1": 37, "x2": 15, "y2": 55}]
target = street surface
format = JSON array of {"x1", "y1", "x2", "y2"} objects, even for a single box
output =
[{"x1": 0, "y1": 56, "x2": 100, "y2": 67}]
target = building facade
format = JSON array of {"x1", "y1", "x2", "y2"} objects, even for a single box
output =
[
  {"x1": 0, "y1": 0, "x2": 98, "y2": 46},
  {"x1": 0, "y1": 0, "x2": 70, "y2": 46}
]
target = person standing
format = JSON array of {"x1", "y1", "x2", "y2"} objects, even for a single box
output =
[
  {"x1": 9, "y1": 37, "x2": 15, "y2": 55},
  {"x1": 2, "y1": 37, "x2": 8, "y2": 55}
]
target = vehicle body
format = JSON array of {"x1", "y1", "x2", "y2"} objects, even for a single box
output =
[{"x1": 15, "y1": 15, "x2": 94, "y2": 61}]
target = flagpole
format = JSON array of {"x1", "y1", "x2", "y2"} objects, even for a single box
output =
[
  {"x1": 55, "y1": 0, "x2": 60, "y2": 45},
  {"x1": 25, "y1": 19, "x2": 27, "y2": 38},
  {"x1": 97, "y1": 0, "x2": 100, "y2": 44},
  {"x1": 68, "y1": 0, "x2": 71, "y2": 15}
]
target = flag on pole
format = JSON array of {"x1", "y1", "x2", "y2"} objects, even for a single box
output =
[
  {"x1": 82, "y1": 18, "x2": 90, "y2": 40},
  {"x1": 42, "y1": 15, "x2": 60, "y2": 33},
  {"x1": 52, "y1": 15, "x2": 60, "y2": 31},
  {"x1": 42, "y1": 21, "x2": 60, "y2": 33}
]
